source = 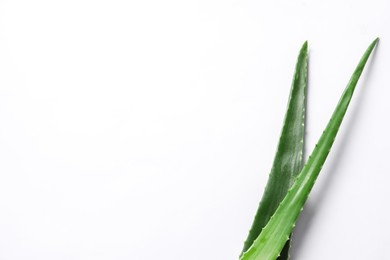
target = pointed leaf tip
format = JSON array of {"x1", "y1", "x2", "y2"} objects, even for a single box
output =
[{"x1": 303, "y1": 40, "x2": 308, "y2": 48}]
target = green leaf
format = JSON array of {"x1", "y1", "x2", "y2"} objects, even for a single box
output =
[
  {"x1": 240, "y1": 41, "x2": 308, "y2": 259},
  {"x1": 240, "y1": 38, "x2": 379, "y2": 260}
]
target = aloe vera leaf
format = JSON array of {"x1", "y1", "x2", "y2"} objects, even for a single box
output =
[
  {"x1": 240, "y1": 41, "x2": 308, "y2": 258},
  {"x1": 240, "y1": 38, "x2": 379, "y2": 260}
]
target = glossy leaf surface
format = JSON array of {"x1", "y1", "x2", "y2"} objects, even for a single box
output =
[{"x1": 241, "y1": 41, "x2": 308, "y2": 259}]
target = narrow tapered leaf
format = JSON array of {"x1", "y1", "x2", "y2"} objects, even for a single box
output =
[
  {"x1": 240, "y1": 38, "x2": 379, "y2": 260},
  {"x1": 240, "y1": 41, "x2": 308, "y2": 259}
]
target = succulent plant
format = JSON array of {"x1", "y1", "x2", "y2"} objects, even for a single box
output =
[{"x1": 240, "y1": 38, "x2": 379, "y2": 260}]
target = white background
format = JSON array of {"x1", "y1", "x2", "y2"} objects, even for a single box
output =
[{"x1": 0, "y1": 0, "x2": 388, "y2": 259}]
